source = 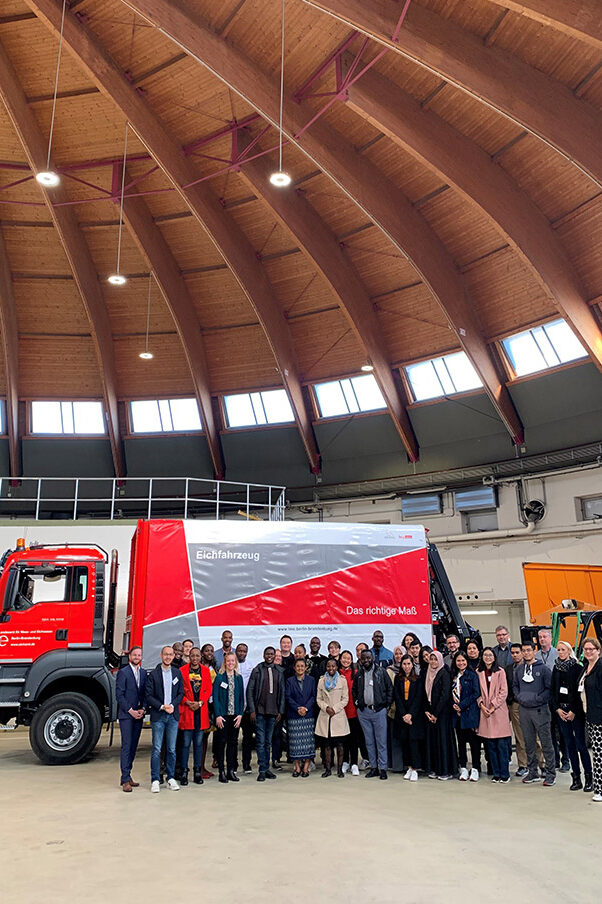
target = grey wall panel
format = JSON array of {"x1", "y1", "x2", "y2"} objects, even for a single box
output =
[
  {"x1": 0, "y1": 438, "x2": 10, "y2": 475},
  {"x1": 124, "y1": 435, "x2": 214, "y2": 478},
  {"x1": 221, "y1": 427, "x2": 309, "y2": 487},
  {"x1": 22, "y1": 438, "x2": 114, "y2": 477}
]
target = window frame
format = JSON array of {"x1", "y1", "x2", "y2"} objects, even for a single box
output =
[
  {"x1": 220, "y1": 388, "x2": 296, "y2": 431},
  {"x1": 28, "y1": 400, "x2": 107, "y2": 437},
  {"x1": 400, "y1": 351, "x2": 484, "y2": 406},
  {"x1": 311, "y1": 373, "x2": 387, "y2": 420},
  {"x1": 127, "y1": 397, "x2": 204, "y2": 436},
  {"x1": 498, "y1": 318, "x2": 588, "y2": 381}
]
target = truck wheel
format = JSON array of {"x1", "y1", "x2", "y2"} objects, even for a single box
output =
[{"x1": 30, "y1": 693, "x2": 102, "y2": 765}]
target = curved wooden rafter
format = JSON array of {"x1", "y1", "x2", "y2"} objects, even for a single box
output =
[
  {"x1": 238, "y1": 141, "x2": 419, "y2": 461},
  {"x1": 0, "y1": 227, "x2": 20, "y2": 477},
  {"x1": 484, "y1": 1, "x2": 602, "y2": 50},
  {"x1": 299, "y1": 0, "x2": 602, "y2": 187},
  {"x1": 0, "y1": 40, "x2": 124, "y2": 477},
  {"x1": 25, "y1": 0, "x2": 321, "y2": 475},
  {"x1": 107, "y1": 0, "x2": 524, "y2": 443},
  {"x1": 345, "y1": 67, "x2": 602, "y2": 371},
  {"x1": 120, "y1": 181, "x2": 225, "y2": 479}
]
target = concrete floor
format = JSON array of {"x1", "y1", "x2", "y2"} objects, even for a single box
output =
[{"x1": 1, "y1": 726, "x2": 599, "y2": 904}]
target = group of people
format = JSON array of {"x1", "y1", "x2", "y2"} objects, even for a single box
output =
[{"x1": 115, "y1": 626, "x2": 602, "y2": 803}]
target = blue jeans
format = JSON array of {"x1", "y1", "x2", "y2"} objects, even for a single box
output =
[
  {"x1": 151, "y1": 714, "x2": 179, "y2": 781},
  {"x1": 255, "y1": 714, "x2": 277, "y2": 773},
  {"x1": 488, "y1": 736, "x2": 512, "y2": 779},
  {"x1": 180, "y1": 728, "x2": 205, "y2": 772}
]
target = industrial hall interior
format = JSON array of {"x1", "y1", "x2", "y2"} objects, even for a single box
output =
[{"x1": 1, "y1": 1, "x2": 602, "y2": 903}]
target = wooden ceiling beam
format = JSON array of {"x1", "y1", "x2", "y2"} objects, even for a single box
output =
[
  {"x1": 239, "y1": 144, "x2": 419, "y2": 462},
  {"x1": 25, "y1": 0, "x2": 321, "y2": 474},
  {"x1": 0, "y1": 227, "x2": 20, "y2": 477},
  {"x1": 0, "y1": 40, "x2": 124, "y2": 477},
  {"x1": 299, "y1": 0, "x2": 602, "y2": 187},
  {"x1": 113, "y1": 0, "x2": 524, "y2": 443},
  {"x1": 346, "y1": 68, "x2": 602, "y2": 372},
  {"x1": 120, "y1": 183, "x2": 225, "y2": 479},
  {"x1": 483, "y1": 1, "x2": 602, "y2": 50}
]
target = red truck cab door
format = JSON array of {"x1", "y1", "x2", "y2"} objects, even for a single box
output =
[{"x1": 0, "y1": 562, "x2": 93, "y2": 661}]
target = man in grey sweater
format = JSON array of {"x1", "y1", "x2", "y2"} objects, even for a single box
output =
[{"x1": 512, "y1": 641, "x2": 556, "y2": 787}]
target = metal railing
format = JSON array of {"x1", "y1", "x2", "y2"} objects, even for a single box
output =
[{"x1": 0, "y1": 476, "x2": 287, "y2": 522}]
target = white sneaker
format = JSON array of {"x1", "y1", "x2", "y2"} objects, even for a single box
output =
[
  {"x1": 469, "y1": 768, "x2": 479, "y2": 782},
  {"x1": 342, "y1": 762, "x2": 350, "y2": 774},
  {"x1": 593, "y1": 793, "x2": 602, "y2": 802},
  {"x1": 410, "y1": 770, "x2": 418, "y2": 782},
  {"x1": 151, "y1": 781, "x2": 160, "y2": 793},
  {"x1": 404, "y1": 768, "x2": 412, "y2": 780},
  {"x1": 167, "y1": 778, "x2": 180, "y2": 791},
  {"x1": 351, "y1": 764, "x2": 360, "y2": 776},
  {"x1": 459, "y1": 767, "x2": 469, "y2": 782}
]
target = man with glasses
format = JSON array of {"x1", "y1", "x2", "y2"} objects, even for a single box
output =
[
  {"x1": 444, "y1": 634, "x2": 461, "y2": 669},
  {"x1": 493, "y1": 625, "x2": 513, "y2": 668}
]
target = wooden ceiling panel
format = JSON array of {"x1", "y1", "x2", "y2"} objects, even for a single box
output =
[
  {"x1": 418, "y1": 187, "x2": 508, "y2": 267},
  {"x1": 202, "y1": 323, "x2": 279, "y2": 394},
  {"x1": 0, "y1": 18, "x2": 93, "y2": 97},
  {"x1": 114, "y1": 332, "x2": 192, "y2": 398},
  {"x1": 289, "y1": 306, "x2": 364, "y2": 381},
  {"x1": 420, "y1": 0, "x2": 499, "y2": 35},
  {"x1": 463, "y1": 246, "x2": 556, "y2": 338},
  {"x1": 374, "y1": 282, "x2": 453, "y2": 364},
  {"x1": 227, "y1": 199, "x2": 295, "y2": 256},
  {"x1": 81, "y1": 223, "x2": 146, "y2": 276},
  {"x1": 14, "y1": 277, "x2": 91, "y2": 333},
  {"x1": 262, "y1": 255, "x2": 337, "y2": 317},
  {"x1": 425, "y1": 82, "x2": 525, "y2": 156},
  {"x1": 342, "y1": 230, "x2": 422, "y2": 296},
  {"x1": 362, "y1": 137, "x2": 443, "y2": 204},
  {"x1": 155, "y1": 218, "x2": 225, "y2": 271},
  {"x1": 185, "y1": 269, "x2": 257, "y2": 330},
  {"x1": 2, "y1": 222, "x2": 69, "y2": 273},
  {"x1": 554, "y1": 195, "x2": 602, "y2": 302},
  {"x1": 102, "y1": 276, "x2": 177, "y2": 337},
  {"x1": 20, "y1": 335, "x2": 102, "y2": 397},
  {"x1": 301, "y1": 173, "x2": 371, "y2": 238}
]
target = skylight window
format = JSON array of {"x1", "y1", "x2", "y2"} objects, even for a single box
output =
[
  {"x1": 224, "y1": 389, "x2": 294, "y2": 428},
  {"x1": 31, "y1": 401, "x2": 105, "y2": 435},
  {"x1": 130, "y1": 398, "x2": 202, "y2": 433},
  {"x1": 405, "y1": 352, "x2": 482, "y2": 402},
  {"x1": 502, "y1": 319, "x2": 587, "y2": 376},
  {"x1": 314, "y1": 374, "x2": 386, "y2": 418}
]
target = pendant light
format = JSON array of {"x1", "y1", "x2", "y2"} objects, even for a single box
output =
[
  {"x1": 36, "y1": 0, "x2": 67, "y2": 188},
  {"x1": 108, "y1": 121, "x2": 129, "y2": 286},
  {"x1": 139, "y1": 271, "x2": 154, "y2": 359},
  {"x1": 269, "y1": 0, "x2": 291, "y2": 187}
]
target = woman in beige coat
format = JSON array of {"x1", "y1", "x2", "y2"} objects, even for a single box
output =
[{"x1": 316, "y1": 658, "x2": 350, "y2": 777}]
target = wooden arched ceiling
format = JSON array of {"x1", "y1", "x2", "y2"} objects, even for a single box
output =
[{"x1": 0, "y1": 0, "x2": 600, "y2": 480}]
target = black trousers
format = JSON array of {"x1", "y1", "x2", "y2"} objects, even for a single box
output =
[
  {"x1": 236, "y1": 711, "x2": 254, "y2": 771},
  {"x1": 343, "y1": 716, "x2": 365, "y2": 767},
  {"x1": 215, "y1": 715, "x2": 240, "y2": 772},
  {"x1": 455, "y1": 724, "x2": 482, "y2": 770}
]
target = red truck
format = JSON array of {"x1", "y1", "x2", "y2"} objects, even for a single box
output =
[{"x1": 0, "y1": 519, "x2": 469, "y2": 765}]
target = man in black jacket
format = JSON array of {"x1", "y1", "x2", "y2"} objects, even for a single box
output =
[
  {"x1": 145, "y1": 645, "x2": 185, "y2": 793},
  {"x1": 247, "y1": 647, "x2": 285, "y2": 782},
  {"x1": 512, "y1": 642, "x2": 556, "y2": 786},
  {"x1": 352, "y1": 649, "x2": 393, "y2": 779}
]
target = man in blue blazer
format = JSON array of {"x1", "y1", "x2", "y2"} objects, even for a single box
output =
[
  {"x1": 115, "y1": 646, "x2": 147, "y2": 792},
  {"x1": 145, "y1": 646, "x2": 185, "y2": 792}
]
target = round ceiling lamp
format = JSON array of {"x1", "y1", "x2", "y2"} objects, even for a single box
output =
[
  {"x1": 37, "y1": 0, "x2": 67, "y2": 189},
  {"x1": 269, "y1": 0, "x2": 291, "y2": 188},
  {"x1": 107, "y1": 273, "x2": 127, "y2": 286},
  {"x1": 361, "y1": 362, "x2": 374, "y2": 372},
  {"x1": 139, "y1": 272, "x2": 154, "y2": 360},
  {"x1": 269, "y1": 171, "x2": 291, "y2": 187},
  {"x1": 107, "y1": 120, "x2": 129, "y2": 287},
  {"x1": 35, "y1": 171, "x2": 61, "y2": 187}
]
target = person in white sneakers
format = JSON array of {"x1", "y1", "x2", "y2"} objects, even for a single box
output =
[
  {"x1": 145, "y1": 646, "x2": 185, "y2": 793},
  {"x1": 451, "y1": 650, "x2": 482, "y2": 783},
  {"x1": 339, "y1": 650, "x2": 364, "y2": 775},
  {"x1": 393, "y1": 654, "x2": 425, "y2": 782}
]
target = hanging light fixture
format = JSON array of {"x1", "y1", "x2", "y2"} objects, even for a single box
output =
[
  {"x1": 361, "y1": 362, "x2": 374, "y2": 372},
  {"x1": 108, "y1": 121, "x2": 129, "y2": 286},
  {"x1": 139, "y1": 271, "x2": 154, "y2": 359},
  {"x1": 269, "y1": 0, "x2": 291, "y2": 188},
  {"x1": 36, "y1": 0, "x2": 67, "y2": 188}
]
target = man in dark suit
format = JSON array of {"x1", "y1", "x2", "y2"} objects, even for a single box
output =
[
  {"x1": 116, "y1": 645, "x2": 147, "y2": 792},
  {"x1": 145, "y1": 645, "x2": 185, "y2": 793}
]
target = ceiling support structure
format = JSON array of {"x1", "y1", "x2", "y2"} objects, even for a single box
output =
[
  {"x1": 239, "y1": 145, "x2": 419, "y2": 461},
  {"x1": 110, "y1": 0, "x2": 524, "y2": 444},
  {"x1": 299, "y1": 0, "x2": 602, "y2": 187},
  {"x1": 483, "y1": 1, "x2": 602, "y2": 50},
  {"x1": 0, "y1": 40, "x2": 124, "y2": 477},
  {"x1": 26, "y1": 0, "x2": 321, "y2": 474},
  {"x1": 119, "y1": 182, "x2": 225, "y2": 478},
  {"x1": 345, "y1": 67, "x2": 602, "y2": 371},
  {"x1": 0, "y1": 228, "x2": 20, "y2": 478}
]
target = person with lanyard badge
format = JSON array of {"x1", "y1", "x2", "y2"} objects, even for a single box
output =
[
  {"x1": 578, "y1": 637, "x2": 602, "y2": 802},
  {"x1": 316, "y1": 658, "x2": 350, "y2": 777},
  {"x1": 394, "y1": 654, "x2": 425, "y2": 782},
  {"x1": 386, "y1": 646, "x2": 405, "y2": 772},
  {"x1": 353, "y1": 648, "x2": 394, "y2": 779},
  {"x1": 235, "y1": 643, "x2": 255, "y2": 775},
  {"x1": 506, "y1": 643, "x2": 544, "y2": 778},
  {"x1": 536, "y1": 628, "x2": 569, "y2": 773},
  {"x1": 451, "y1": 649, "x2": 481, "y2": 782},
  {"x1": 145, "y1": 645, "x2": 185, "y2": 793},
  {"x1": 247, "y1": 646, "x2": 286, "y2": 782},
  {"x1": 476, "y1": 647, "x2": 512, "y2": 783},
  {"x1": 424, "y1": 651, "x2": 456, "y2": 781},
  {"x1": 371, "y1": 630, "x2": 394, "y2": 669},
  {"x1": 178, "y1": 647, "x2": 212, "y2": 785},
  {"x1": 285, "y1": 656, "x2": 317, "y2": 777},
  {"x1": 512, "y1": 641, "x2": 556, "y2": 786},
  {"x1": 213, "y1": 652, "x2": 244, "y2": 783},
  {"x1": 552, "y1": 641, "x2": 592, "y2": 792}
]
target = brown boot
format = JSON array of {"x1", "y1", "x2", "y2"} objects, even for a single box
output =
[
  {"x1": 122, "y1": 781, "x2": 133, "y2": 792},
  {"x1": 129, "y1": 779, "x2": 140, "y2": 787}
]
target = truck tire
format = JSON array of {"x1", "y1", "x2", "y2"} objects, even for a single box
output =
[{"x1": 29, "y1": 693, "x2": 103, "y2": 765}]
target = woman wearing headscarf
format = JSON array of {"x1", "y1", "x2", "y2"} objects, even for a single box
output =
[
  {"x1": 578, "y1": 637, "x2": 602, "y2": 801},
  {"x1": 386, "y1": 646, "x2": 404, "y2": 772},
  {"x1": 424, "y1": 651, "x2": 456, "y2": 780},
  {"x1": 551, "y1": 641, "x2": 592, "y2": 791},
  {"x1": 476, "y1": 647, "x2": 512, "y2": 783},
  {"x1": 394, "y1": 654, "x2": 425, "y2": 781},
  {"x1": 315, "y1": 658, "x2": 350, "y2": 777}
]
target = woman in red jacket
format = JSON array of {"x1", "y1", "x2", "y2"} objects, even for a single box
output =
[
  {"x1": 339, "y1": 650, "x2": 365, "y2": 776},
  {"x1": 179, "y1": 647, "x2": 212, "y2": 785}
]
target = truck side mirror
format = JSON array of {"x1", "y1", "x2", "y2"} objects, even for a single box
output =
[{"x1": 0, "y1": 612, "x2": 10, "y2": 623}]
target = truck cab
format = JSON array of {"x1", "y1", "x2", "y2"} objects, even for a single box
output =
[{"x1": 0, "y1": 540, "x2": 118, "y2": 764}]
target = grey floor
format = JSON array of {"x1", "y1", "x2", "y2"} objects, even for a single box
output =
[{"x1": 1, "y1": 726, "x2": 599, "y2": 903}]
